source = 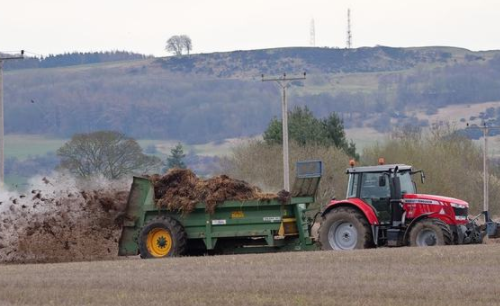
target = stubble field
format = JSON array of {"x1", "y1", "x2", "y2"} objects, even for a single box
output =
[{"x1": 0, "y1": 243, "x2": 499, "y2": 306}]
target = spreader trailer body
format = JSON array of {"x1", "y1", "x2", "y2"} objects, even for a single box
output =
[{"x1": 118, "y1": 161, "x2": 323, "y2": 258}]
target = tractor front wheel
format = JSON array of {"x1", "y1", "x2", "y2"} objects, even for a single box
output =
[
  {"x1": 408, "y1": 218, "x2": 453, "y2": 247},
  {"x1": 139, "y1": 216, "x2": 187, "y2": 258},
  {"x1": 318, "y1": 207, "x2": 373, "y2": 250}
]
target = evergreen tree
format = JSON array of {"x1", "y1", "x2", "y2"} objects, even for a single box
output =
[
  {"x1": 166, "y1": 143, "x2": 187, "y2": 170},
  {"x1": 263, "y1": 106, "x2": 358, "y2": 159}
]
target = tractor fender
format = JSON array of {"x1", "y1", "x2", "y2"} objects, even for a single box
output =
[
  {"x1": 321, "y1": 200, "x2": 379, "y2": 245},
  {"x1": 322, "y1": 200, "x2": 379, "y2": 225}
]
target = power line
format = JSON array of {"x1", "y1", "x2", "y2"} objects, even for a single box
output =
[
  {"x1": 262, "y1": 72, "x2": 306, "y2": 191},
  {"x1": 0, "y1": 50, "x2": 24, "y2": 188}
]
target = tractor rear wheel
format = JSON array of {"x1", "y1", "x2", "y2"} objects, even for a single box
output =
[
  {"x1": 408, "y1": 218, "x2": 453, "y2": 247},
  {"x1": 139, "y1": 216, "x2": 187, "y2": 258},
  {"x1": 318, "y1": 207, "x2": 373, "y2": 250}
]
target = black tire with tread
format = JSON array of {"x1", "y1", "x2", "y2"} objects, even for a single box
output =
[
  {"x1": 318, "y1": 207, "x2": 373, "y2": 250},
  {"x1": 408, "y1": 218, "x2": 453, "y2": 247},
  {"x1": 139, "y1": 216, "x2": 187, "y2": 258}
]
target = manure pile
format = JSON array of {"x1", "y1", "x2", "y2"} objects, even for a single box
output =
[
  {"x1": 150, "y1": 169, "x2": 286, "y2": 214},
  {"x1": 0, "y1": 177, "x2": 128, "y2": 263}
]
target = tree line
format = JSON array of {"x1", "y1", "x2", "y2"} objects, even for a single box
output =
[{"x1": 3, "y1": 51, "x2": 148, "y2": 71}]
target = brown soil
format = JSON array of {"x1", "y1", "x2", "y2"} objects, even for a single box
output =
[
  {"x1": 0, "y1": 179, "x2": 128, "y2": 264},
  {"x1": 151, "y1": 169, "x2": 283, "y2": 214}
]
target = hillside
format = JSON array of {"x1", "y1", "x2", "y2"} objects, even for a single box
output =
[
  {"x1": 2, "y1": 51, "x2": 148, "y2": 70},
  {"x1": 4, "y1": 46, "x2": 500, "y2": 144}
]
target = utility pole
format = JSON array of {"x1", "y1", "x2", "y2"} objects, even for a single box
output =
[
  {"x1": 466, "y1": 122, "x2": 500, "y2": 222},
  {"x1": 0, "y1": 50, "x2": 24, "y2": 187},
  {"x1": 262, "y1": 72, "x2": 306, "y2": 191}
]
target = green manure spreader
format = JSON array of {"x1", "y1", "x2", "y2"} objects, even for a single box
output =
[{"x1": 118, "y1": 161, "x2": 323, "y2": 258}]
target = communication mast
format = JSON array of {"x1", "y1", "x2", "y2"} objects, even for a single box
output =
[
  {"x1": 346, "y1": 9, "x2": 352, "y2": 49},
  {"x1": 310, "y1": 18, "x2": 316, "y2": 47}
]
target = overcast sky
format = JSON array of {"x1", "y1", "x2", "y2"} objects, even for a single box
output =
[{"x1": 1, "y1": 0, "x2": 499, "y2": 57}]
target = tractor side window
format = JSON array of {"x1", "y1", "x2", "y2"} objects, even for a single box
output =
[
  {"x1": 347, "y1": 174, "x2": 359, "y2": 198},
  {"x1": 360, "y1": 173, "x2": 390, "y2": 199}
]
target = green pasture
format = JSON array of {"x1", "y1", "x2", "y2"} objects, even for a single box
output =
[{"x1": 4, "y1": 135, "x2": 66, "y2": 160}]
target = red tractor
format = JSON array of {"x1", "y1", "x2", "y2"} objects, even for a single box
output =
[{"x1": 318, "y1": 162, "x2": 499, "y2": 249}]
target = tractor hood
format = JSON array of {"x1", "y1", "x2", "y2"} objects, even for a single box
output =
[{"x1": 403, "y1": 193, "x2": 469, "y2": 207}]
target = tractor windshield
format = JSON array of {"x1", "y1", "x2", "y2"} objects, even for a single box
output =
[{"x1": 346, "y1": 170, "x2": 416, "y2": 199}]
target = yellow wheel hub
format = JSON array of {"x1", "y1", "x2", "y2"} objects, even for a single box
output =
[{"x1": 146, "y1": 228, "x2": 172, "y2": 257}]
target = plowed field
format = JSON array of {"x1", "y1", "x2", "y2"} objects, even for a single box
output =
[{"x1": 0, "y1": 244, "x2": 499, "y2": 306}]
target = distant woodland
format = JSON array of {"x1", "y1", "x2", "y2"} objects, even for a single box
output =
[
  {"x1": 3, "y1": 51, "x2": 147, "y2": 70},
  {"x1": 4, "y1": 47, "x2": 500, "y2": 143}
]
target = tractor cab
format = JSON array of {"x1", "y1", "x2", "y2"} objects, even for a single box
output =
[{"x1": 346, "y1": 164, "x2": 419, "y2": 225}]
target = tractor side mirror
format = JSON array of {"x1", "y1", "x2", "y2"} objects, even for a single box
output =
[
  {"x1": 378, "y1": 175, "x2": 386, "y2": 187},
  {"x1": 421, "y1": 172, "x2": 425, "y2": 184}
]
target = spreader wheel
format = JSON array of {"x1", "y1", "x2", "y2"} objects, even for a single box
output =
[
  {"x1": 139, "y1": 216, "x2": 187, "y2": 258},
  {"x1": 408, "y1": 218, "x2": 453, "y2": 247},
  {"x1": 318, "y1": 207, "x2": 373, "y2": 250}
]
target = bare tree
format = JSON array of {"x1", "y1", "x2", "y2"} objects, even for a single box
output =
[
  {"x1": 57, "y1": 131, "x2": 161, "y2": 179},
  {"x1": 166, "y1": 35, "x2": 192, "y2": 56},
  {"x1": 180, "y1": 35, "x2": 192, "y2": 55},
  {"x1": 166, "y1": 35, "x2": 184, "y2": 56}
]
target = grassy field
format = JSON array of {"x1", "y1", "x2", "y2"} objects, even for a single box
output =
[
  {"x1": 4, "y1": 135, "x2": 243, "y2": 160},
  {"x1": 4, "y1": 135, "x2": 66, "y2": 160},
  {"x1": 344, "y1": 127, "x2": 387, "y2": 152},
  {"x1": 0, "y1": 244, "x2": 499, "y2": 306},
  {"x1": 414, "y1": 101, "x2": 500, "y2": 126}
]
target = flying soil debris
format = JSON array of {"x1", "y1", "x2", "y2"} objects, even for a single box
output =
[
  {"x1": 0, "y1": 170, "x2": 285, "y2": 263},
  {"x1": 0, "y1": 176, "x2": 128, "y2": 263}
]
